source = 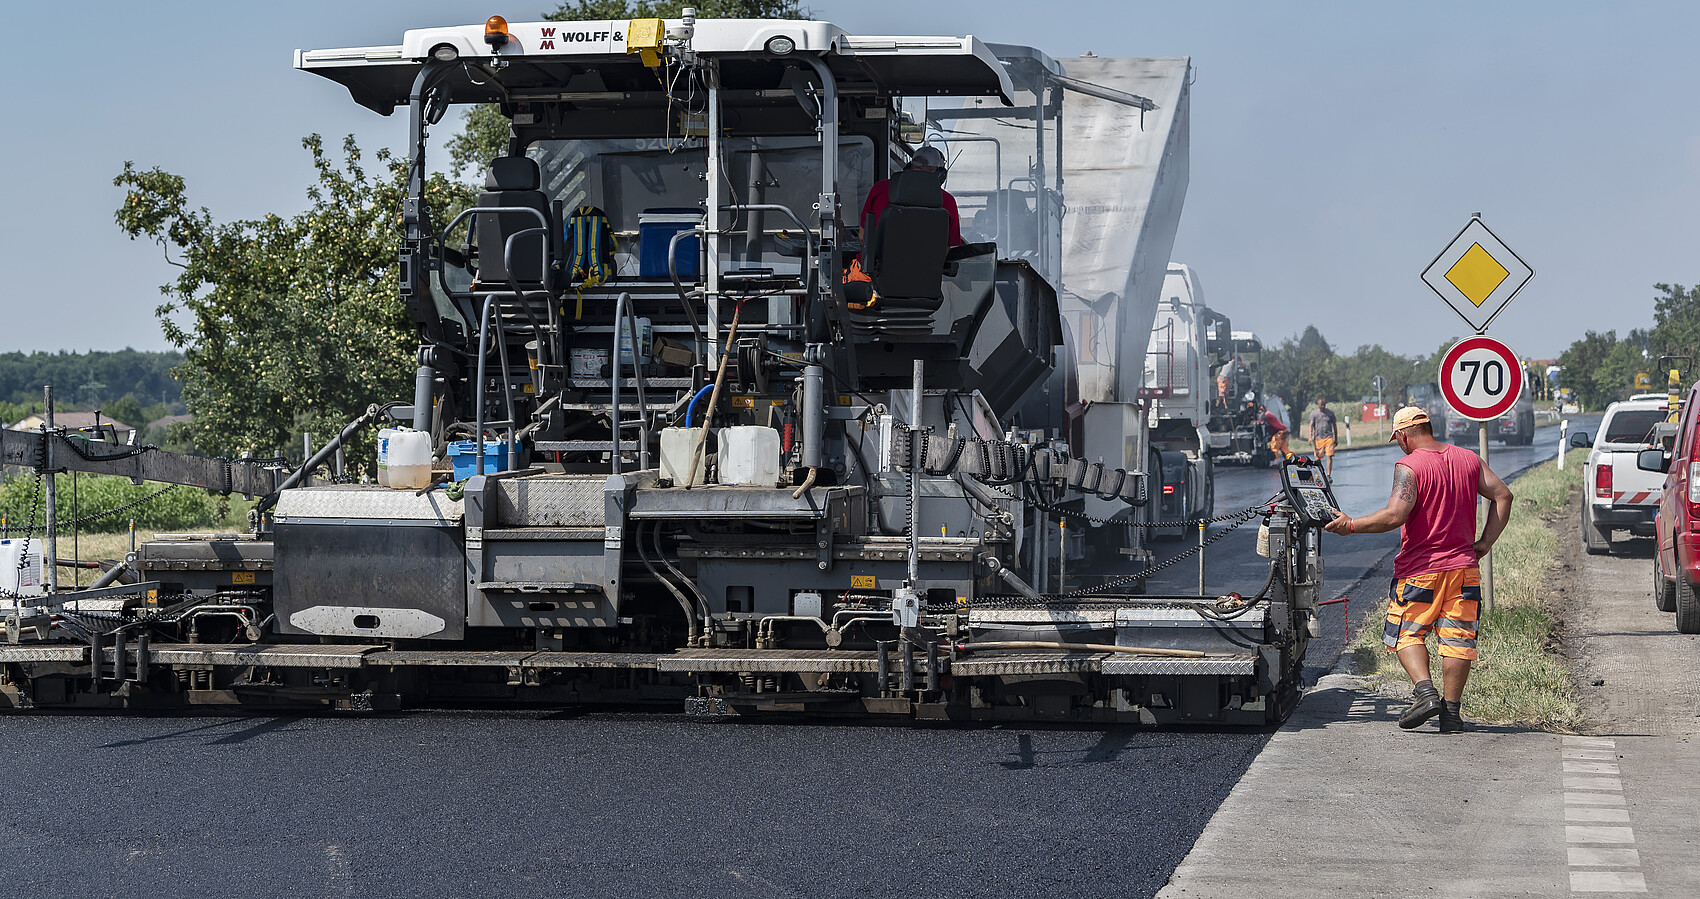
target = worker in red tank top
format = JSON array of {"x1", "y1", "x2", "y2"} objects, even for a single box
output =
[{"x1": 1322, "y1": 406, "x2": 1513, "y2": 734}]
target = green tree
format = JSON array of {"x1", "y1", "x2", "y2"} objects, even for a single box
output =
[
  {"x1": 1649, "y1": 282, "x2": 1700, "y2": 372},
  {"x1": 1595, "y1": 328, "x2": 1650, "y2": 403},
  {"x1": 0, "y1": 349, "x2": 183, "y2": 407},
  {"x1": 114, "y1": 136, "x2": 474, "y2": 460},
  {"x1": 1556, "y1": 330, "x2": 1620, "y2": 412},
  {"x1": 102, "y1": 395, "x2": 145, "y2": 431},
  {"x1": 1330, "y1": 344, "x2": 1417, "y2": 407},
  {"x1": 1262, "y1": 325, "x2": 1339, "y2": 412},
  {"x1": 447, "y1": 0, "x2": 807, "y2": 176}
]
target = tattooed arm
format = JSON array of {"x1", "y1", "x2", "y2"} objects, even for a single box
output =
[{"x1": 1323, "y1": 462, "x2": 1418, "y2": 535}]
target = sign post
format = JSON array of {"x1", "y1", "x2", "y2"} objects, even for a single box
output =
[
  {"x1": 1372, "y1": 374, "x2": 1386, "y2": 440},
  {"x1": 1422, "y1": 214, "x2": 1535, "y2": 614}
]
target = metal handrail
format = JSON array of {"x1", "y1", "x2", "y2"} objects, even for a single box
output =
[
  {"x1": 472, "y1": 294, "x2": 520, "y2": 476},
  {"x1": 433, "y1": 205, "x2": 552, "y2": 301},
  {"x1": 611, "y1": 291, "x2": 652, "y2": 474},
  {"x1": 719, "y1": 203, "x2": 816, "y2": 288}
]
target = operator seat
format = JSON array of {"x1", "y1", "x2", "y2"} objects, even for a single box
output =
[
  {"x1": 474, "y1": 156, "x2": 552, "y2": 290},
  {"x1": 863, "y1": 170, "x2": 950, "y2": 303},
  {"x1": 852, "y1": 170, "x2": 951, "y2": 338}
]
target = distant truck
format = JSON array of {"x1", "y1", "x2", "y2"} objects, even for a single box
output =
[
  {"x1": 1406, "y1": 381, "x2": 1449, "y2": 442},
  {"x1": 1445, "y1": 373, "x2": 1535, "y2": 445},
  {"x1": 1195, "y1": 324, "x2": 1276, "y2": 467},
  {"x1": 1579, "y1": 396, "x2": 1668, "y2": 554},
  {"x1": 1143, "y1": 263, "x2": 1225, "y2": 533}
]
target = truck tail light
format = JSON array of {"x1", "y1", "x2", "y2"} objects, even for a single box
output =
[
  {"x1": 1595, "y1": 463, "x2": 1612, "y2": 500},
  {"x1": 1689, "y1": 462, "x2": 1700, "y2": 505}
]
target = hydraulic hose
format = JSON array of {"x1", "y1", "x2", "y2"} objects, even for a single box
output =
[
  {"x1": 668, "y1": 227, "x2": 707, "y2": 351},
  {"x1": 683, "y1": 384, "x2": 715, "y2": 428},
  {"x1": 635, "y1": 520, "x2": 701, "y2": 644}
]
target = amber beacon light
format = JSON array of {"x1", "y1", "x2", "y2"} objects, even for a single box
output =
[{"x1": 484, "y1": 16, "x2": 511, "y2": 48}]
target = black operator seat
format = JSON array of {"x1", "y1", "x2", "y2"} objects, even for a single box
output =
[
  {"x1": 863, "y1": 169, "x2": 950, "y2": 308},
  {"x1": 474, "y1": 156, "x2": 552, "y2": 289}
]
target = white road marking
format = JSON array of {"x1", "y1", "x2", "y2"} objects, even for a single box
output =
[
  {"x1": 1569, "y1": 871, "x2": 1647, "y2": 893},
  {"x1": 1563, "y1": 738, "x2": 1647, "y2": 894},
  {"x1": 1566, "y1": 825, "x2": 1637, "y2": 844},
  {"x1": 1567, "y1": 848, "x2": 1640, "y2": 867},
  {"x1": 1565, "y1": 807, "x2": 1631, "y2": 823},
  {"x1": 1563, "y1": 792, "x2": 1626, "y2": 806}
]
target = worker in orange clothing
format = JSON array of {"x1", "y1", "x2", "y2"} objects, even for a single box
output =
[
  {"x1": 1260, "y1": 404, "x2": 1288, "y2": 464},
  {"x1": 1322, "y1": 407, "x2": 1514, "y2": 734},
  {"x1": 1307, "y1": 396, "x2": 1338, "y2": 478}
]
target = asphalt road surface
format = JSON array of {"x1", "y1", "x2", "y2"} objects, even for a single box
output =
[{"x1": 0, "y1": 418, "x2": 1590, "y2": 899}]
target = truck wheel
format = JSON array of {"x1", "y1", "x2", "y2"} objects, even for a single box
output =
[
  {"x1": 1582, "y1": 504, "x2": 1611, "y2": 555},
  {"x1": 1677, "y1": 576, "x2": 1700, "y2": 634},
  {"x1": 1654, "y1": 551, "x2": 1678, "y2": 613}
]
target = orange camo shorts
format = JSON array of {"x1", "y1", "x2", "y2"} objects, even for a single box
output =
[{"x1": 1383, "y1": 568, "x2": 1480, "y2": 661}]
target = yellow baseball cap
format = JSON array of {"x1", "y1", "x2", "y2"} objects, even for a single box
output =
[{"x1": 1388, "y1": 406, "x2": 1429, "y2": 439}]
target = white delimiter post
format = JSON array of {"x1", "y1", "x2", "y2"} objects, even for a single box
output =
[
  {"x1": 1478, "y1": 421, "x2": 1493, "y2": 612},
  {"x1": 1558, "y1": 419, "x2": 1568, "y2": 471}
]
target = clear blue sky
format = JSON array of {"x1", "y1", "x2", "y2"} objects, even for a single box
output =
[{"x1": 5, "y1": 1, "x2": 1696, "y2": 363}]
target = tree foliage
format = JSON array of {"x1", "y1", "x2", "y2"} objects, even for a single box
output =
[
  {"x1": 1650, "y1": 282, "x2": 1700, "y2": 367},
  {"x1": 446, "y1": 0, "x2": 807, "y2": 177},
  {"x1": 1551, "y1": 282, "x2": 1700, "y2": 410},
  {"x1": 1259, "y1": 326, "x2": 1441, "y2": 418},
  {"x1": 1556, "y1": 330, "x2": 1623, "y2": 411},
  {"x1": 0, "y1": 349, "x2": 183, "y2": 407},
  {"x1": 114, "y1": 136, "x2": 473, "y2": 459}
]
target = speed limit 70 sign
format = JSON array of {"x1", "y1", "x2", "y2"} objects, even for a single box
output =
[{"x1": 1439, "y1": 336, "x2": 1523, "y2": 421}]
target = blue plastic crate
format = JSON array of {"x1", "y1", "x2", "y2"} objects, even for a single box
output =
[
  {"x1": 639, "y1": 208, "x2": 702, "y2": 279},
  {"x1": 447, "y1": 440, "x2": 516, "y2": 481}
]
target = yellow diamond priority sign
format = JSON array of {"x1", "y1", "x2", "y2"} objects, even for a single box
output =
[{"x1": 1421, "y1": 215, "x2": 1533, "y2": 332}]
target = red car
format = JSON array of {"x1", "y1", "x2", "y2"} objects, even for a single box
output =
[{"x1": 1648, "y1": 383, "x2": 1700, "y2": 632}]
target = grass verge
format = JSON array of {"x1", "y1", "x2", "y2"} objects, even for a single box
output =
[{"x1": 1346, "y1": 447, "x2": 1586, "y2": 731}]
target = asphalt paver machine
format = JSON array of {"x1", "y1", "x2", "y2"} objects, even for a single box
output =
[{"x1": 0, "y1": 13, "x2": 1328, "y2": 723}]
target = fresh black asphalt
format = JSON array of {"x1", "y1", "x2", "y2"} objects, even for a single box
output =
[{"x1": 0, "y1": 422, "x2": 1579, "y2": 898}]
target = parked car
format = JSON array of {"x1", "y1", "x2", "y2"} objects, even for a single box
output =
[
  {"x1": 1647, "y1": 383, "x2": 1700, "y2": 631},
  {"x1": 1580, "y1": 397, "x2": 1667, "y2": 556}
]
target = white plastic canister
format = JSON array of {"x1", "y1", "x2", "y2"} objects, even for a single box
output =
[
  {"x1": 618, "y1": 316, "x2": 653, "y2": 365},
  {"x1": 719, "y1": 426, "x2": 782, "y2": 486},
  {"x1": 376, "y1": 426, "x2": 399, "y2": 487},
  {"x1": 659, "y1": 427, "x2": 710, "y2": 486},
  {"x1": 0, "y1": 538, "x2": 43, "y2": 597},
  {"x1": 385, "y1": 429, "x2": 434, "y2": 489}
]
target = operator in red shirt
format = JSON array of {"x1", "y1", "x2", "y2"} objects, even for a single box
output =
[
  {"x1": 859, "y1": 145, "x2": 963, "y2": 249},
  {"x1": 1259, "y1": 404, "x2": 1289, "y2": 463},
  {"x1": 1322, "y1": 406, "x2": 1514, "y2": 734}
]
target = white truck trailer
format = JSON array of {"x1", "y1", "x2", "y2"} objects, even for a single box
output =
[{"x1": 1142, "y1": 263, "x2": 1227, "y2": 534}]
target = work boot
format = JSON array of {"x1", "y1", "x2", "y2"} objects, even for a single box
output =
[
  {"x1": 1399, "y1": 680, "x2": 1443, "y2": 730},
  {"x1": 1439, "y1": 700, "x2": 1465, "y2": 734}
]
